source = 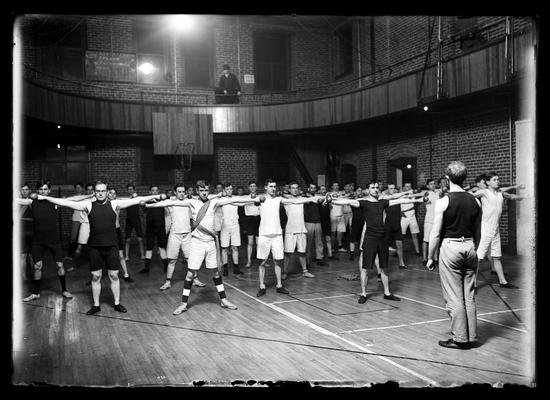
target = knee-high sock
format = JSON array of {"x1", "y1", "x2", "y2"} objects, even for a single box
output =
[
  {"x1": 161, "y1": 258, "x2": 168, "y2": 273},
  {"x1": 213, "y1": 276, "x2": 227, "y2": 299},
  {"x1": 58, "y1": 275, "x2": 67, "y2": 292},
  {"x1": 181, "y1": 279, "x2": 193, "y2": 303}
]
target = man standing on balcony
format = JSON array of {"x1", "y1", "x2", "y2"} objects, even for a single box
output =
[{"x1": 216, "y1": 64, "x2": 241, "y2": 104}]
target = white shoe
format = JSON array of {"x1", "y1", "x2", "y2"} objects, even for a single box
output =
[
  {"x1": 159, "y1": 281, "x2": 171, "y2": 291},
  {"x1": 192, "y1": 278, "x2": 206, "y2": 287},
  {"x1": 62, "y1": 291, "x2": 73, "y2": 299},
  {"x1": 302, "y1": 271, "x2": 315, "y2": 278},
  {"x1": 23, "y1": 293, "x2": 40, "y2": 302},
  {"x1": 173, "y1": 304, "x2": 188, "y2": 315},
  {"x1": 244, "y1": 263, "x2": 251, "y2": 268},
  {"x1": 221, "y1": 299, "x2": 237, "y2": 310}
]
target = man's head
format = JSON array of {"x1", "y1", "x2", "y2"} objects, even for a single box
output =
[
  {"x1": 289, "y1": 181, "x2": 300, "y2": 196},
  {"x1": 149, "y1": 185, "x2": 159, "y2": 195},
  {"x1": 308, "y1": 183, "x2": 317, "y2": 195},
  {"x1": 107, "y1": 187, "x2": 117, "y2": 200},
  {"x1": 318, "y1": 185, "x2": 327, "y2": 196},
  {"x1": 485, "y1": 172, "x2": 500, "y2": 189},
  {"x1": 264, "y1": 179, "x2": 277, "y2": 196},
  {"x1": 426, "y1": 178, "x2": 437, "y2": 191},
  {"x1": 236, "y1": 186, "x2": 244, "y2": 196},
  {"x1": 474, "y1": 174, "x2": 488, "y2": 189},
  {"x1": 386, "y1": 182, "x2": 397, "y2": 195},
  {"x1": 444, "y1": 161, "x2": 468, "y2": 186},
  {"x1": 224, "y1": 182, "x2": 233, "y2": 196},
  {"x1": 36, "y1": 181, "x2": 51, "y2": 196},
  {"x1": 248, "y1": 180, "x2": 257, "y2": 193},
  {"x1": 187, "y1": 186, "x2": 195, "y2": 196},
  {"x1": 94, "y1": 181, "x2": 108, "y2": 202},
  {"x1": 223, "y1": 64, "x2": 230, "y2": 74},
  {"x1": 127, "y1": 183, "x2": 136, "y2": 195},
  {"x1": 174, "y1": 183, "x2": 186, "y2": 200},
  {"x1": 85, "y1": 183, "x2": 94, "y2": 195},
  {"x1": 403, "y1": 182, "x2": 413, "y2": 191},
  {"x1": 377, "y1": 180, "x2": 384, "y2": 192},
  {"x1": 331, "y1": 182, "x2": 340, "y2": 192},
  {"x1": 196, "y1": 180, "x2": 210, "y2": 200},
  {"x1": 20, "y1": 183, "x2": 31, "y2": 198},
  {"x1": 215, "y1": 182, "x2": 223, "y2": 194},
  {"x1": 355, "y1": 186, "x2": 363, "y2": 197},
  {"x1": 367, "y1": 180, "x2": 381, "y2": 198},
  {"x1": 282, "y1": 183, "x2": 290, "y2": 193},
  {"x1": 74, "y1": 182, "x2": 84, "y2": 193}
]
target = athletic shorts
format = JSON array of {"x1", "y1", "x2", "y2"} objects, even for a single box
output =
[
  {"x1": 146, "y1": 224, "x2": 167, "y2": 250},
  {"x1": 401, "y1": 215, "x2": 420, "y2": 235},
  {"x1": 240, "y1": 215, "x2": 260, "y2": 237},
  {"x1": 257, "y1": 234, "x2": 284, "y2": 260},
  {"x1": 385, "y1": 227, "x2": 403, "y2": 242},
  {"x1": 88, "y1": 245, "x2": 121, "y2": 271},
  {"x1": 476, "y1": 230, "x2": 502, "y2": 259},
  {"x1": 350, "y1": 219, "x2": 365, "y2": 242},
  {"x1": 78, "y1": 222, "x2": 90, "y2": 244},
  {"x1": 423, "y1": 220, "x2": 434, "y2": 243},
  {"x1": 32, "y1": 242, "x2": 63, "y2": 263},
  {"x1": 21, "y1": 233, "x2": 33, "y2": 254},
  {"x1": 220, "y1": 224, "x2": 241, "y2": 247},
  {"x1": 125, "y1": 218, "x2": 143, "y2": 238},
  {"x1": 330, "y1": 216, "x2": 347, "y2": 233},
  {"x1": 362, "y1": 234, "x2": 389, "y2": 270},
  {"x1": 116, "y1": 227, "x2": 124, "y2": 250},
  {"x1": 187, "y1": 237, "x2": 218, "y2": 270},
  {"x1": 284, "y1": 232, "x2": 307, "y2": 253},
  {"x1": 166, "y1": 232, "x2": 191, "y2": 260}
]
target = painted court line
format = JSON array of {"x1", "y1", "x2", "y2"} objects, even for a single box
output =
[
  {"x1": 224, "y1": 282, "x2": 438, "y2": 386},
  {"x1": 270, "y1": 293, "x2": 357, "y2": 305},
  {"x1": 398, "y1": 294, "x2": 529, "y2": 333}
]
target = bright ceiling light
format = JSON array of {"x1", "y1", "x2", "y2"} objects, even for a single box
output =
[
  {"x1": 406, "y1": 164, "x2": 412, "y2": 169},
  {"x1": 168, "y1": 14, "x2": 195, "y2": 31},
  {"x1": 138, "y1": 62, "x2": 155, "y2": 75}
]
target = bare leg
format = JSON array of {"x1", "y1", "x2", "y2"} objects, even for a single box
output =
[
  {"x1": 258, "y1": 260, "x2": 267, "y2": 289},
  {"x1": 422, "y1": 241, "x2": 429, "y2": 262},
  {"x1": 380, "y1": 268, "x2": 391, "y2": 296},
  {"x1": 491, "y1": 257, "x2": 509, "y2": 284},
  {"x1": 395, "y1": 240, "x2": 406, "y2": 267},
  {"x1": 119, "y1": 250, "x2": 129, "y2": 277},
  {"x1": 246, "y1": 236, "x2": 255, "y2": 267},
  {"x1": 91, "y1": 270, "x2": 102, "y2": 306},
  {"x1": 274, "y1": 261, "x2": 283, "y2": 288},
  {"x1": 125, "y1": 238, "x2": 131, "y2": 261},
  {"x1": 325, "y1": 235, "x2": 333, "y2": 258},
  {"x1": 360, "y1": 268, "x2": 368, "y2": 297},
  {"x1": 108, "y1": 270, "x2": 121, "y2": 305},
  {"x1": 411, "y1": 233, "x2": 420, "y2": 254}
]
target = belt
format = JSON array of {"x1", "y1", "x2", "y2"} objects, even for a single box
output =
[{"x1": 444, "y1": 236, "x2": 473, "y2": 242}]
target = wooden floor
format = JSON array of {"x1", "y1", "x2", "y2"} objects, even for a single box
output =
[{"x1": 12, "y1": 239, "x2": 535, "y2": 388}]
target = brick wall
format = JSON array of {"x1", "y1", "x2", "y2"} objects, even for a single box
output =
[{"x1": 215, "y1": 140, "x2": 257, "y2": 190}]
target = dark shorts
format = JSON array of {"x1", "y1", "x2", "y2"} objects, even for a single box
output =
[
  {"x1": 385, "y1": 227, "x2": 403, "y2": 242},
  {"x1": 88, "y1": 246, "x2": 121, "y2": 271},
  {"x1": 125, "y1": 218, "x2": 143, "y2": 238},
  {"x1": 350, "y1": 219, "x2": 365, "y2": 242},
  {"x1": 362, "y1": 234, "x2": 389, "y2": 270},
  {"x1": 21, "y1": 233, "x2": 33, "y2": 253},
  {"x1": 116, "y1": 227, "x2": 124, "y2": 250},
  {"x1": 240, "y1": 215, "x2": 260, "y2": 236},
  {"x1": 321, "y1": 219, "x2": 331, "y2": 236},
  {"x1": 146, "y1": 224, "x2": 167, "y2": 250},
  {"x1": 32, "y1": 242, "x2": 63, "y2": 263}
]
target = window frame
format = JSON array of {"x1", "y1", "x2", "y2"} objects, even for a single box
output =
[
  {"x1": 41, "y1": 145, "x2": 91, "y2": 186},
  {"x1": 253, "y1": 31, "x2": 291, "y2": 92}
]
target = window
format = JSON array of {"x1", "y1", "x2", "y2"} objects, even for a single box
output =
[
  {"x1": 36, "y1": 16, "x2": 86, "y2": 79},
  {"x1": 140, "y1": 146, "x2": 172, "y2": 185},
  {"x1": 253, "y1": 32, "x2": 290, "y2": 91},
  {"x1": 334, "y1": 22, "x2": 354, "y2": 79},
  {"x1": 181, "y1": 29, "x2": 213, "y2": 87},
  {"x1": 42, "y1": 146, "x2": 89, "y2": 185},
  {"x1": 135, "y1": 21, "x2": 170, "y2": 85},
  {"x1": 257, "y1": 142, "x2": 289, "y2": 183}
]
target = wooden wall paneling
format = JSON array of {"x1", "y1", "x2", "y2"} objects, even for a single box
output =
[{"x1": 469, "y1": 49, "x2": 489, "y2": 92}]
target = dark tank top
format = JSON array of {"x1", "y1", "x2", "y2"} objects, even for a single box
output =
[
  {"x1": 145, "y1": 201, "x2": 165, "y2": 227},
  {"x1": 31, "y1": 200, "x2": 59, "y2": 244},
  {"x1": 88, "y1": 200, "x2": 117, "y2": 246},
  {"x1": 126, "y1": 204, "x2": 140, "y2": 221},
  {"x1": 21, "y1": 203, "x2": 34, "y2": 235},
  {"x1": 442, "y1": 192, "x2": 480, "y2": 239}
]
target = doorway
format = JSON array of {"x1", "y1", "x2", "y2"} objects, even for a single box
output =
[{"x1": 387, "y1": 157, "x2": 417, "y2": 189}]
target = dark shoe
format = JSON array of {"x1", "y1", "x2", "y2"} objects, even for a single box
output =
[
  {"x1": 328, "y1": 255, "x2": 338, "y2": 260},
  {"x1": 383, "y1": 294, "x2": 401, "y2": 301},
  {"x1": 233, "y1": 267, "x2": 243, "y2": 275},
  {"x1": 86, "y1": 306, "x2": 101, "y2": 315},
  {"x1": 349, "y1": 253, "x2": 355, "y2": 261},
  {"x1": 124, "y1": 276, "x2": 134, "y2": 282},
  {"x1": 114, "y1": 304, "x2": 127, "y2": 313},
  {"x1": 256, "y1": 288, "x2": 266, "y2": 297},
  {"x1": 438, "y1": 339, "x2": 470, "y2": 349},
  {"x1": 399, "y1": 265, "x2": 408, "y2": 269},
  {"x1": 276, "y1": 286, "x2": 290, "y2": 295},
  {"x1": 500, "y1": 282, "x2": 519, "y2": 289},
  {"x1": 85, "y1": 280, "x2": 92, "y2": 286},
  {"x1": 358, "y1": 295, "x2": 367, "y2": 304},
  {"x1": 223, "y1": 265, "x2": 229, "y2": 276},
  {"x1": 422, "y1": 260, "x2": 427, "y2": 266},
  {"x1": 138, "y1": 268, "x2": 149, "y2": 274},
  {"x1": 415, "y1": 252, "x2": 421, "y2": 256},
  {"x1": 316, "y1": 260, "x2": 329, "y2": 266}
]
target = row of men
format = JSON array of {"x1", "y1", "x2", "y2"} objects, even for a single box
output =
[{"x1": 16, "y1": 171, "x2": 524, "y2": 318}]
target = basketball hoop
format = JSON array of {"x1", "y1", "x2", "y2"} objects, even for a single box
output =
[{"x1": 175, "y1": 142, "x2": 194, "y2": 172}]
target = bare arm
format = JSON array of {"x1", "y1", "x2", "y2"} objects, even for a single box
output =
[
  {"x1": 65, "y1": 193, "x2": 95, "y2": 201},
  {"x1": 501, "y1": 183, "x2": 525, "y2": 193},
  {"x1": 117, "y1": 194, "x2": 161, "y2": 209},
  {"x1": 331, "y1": 198, "x2": 360, "y2": 208},
  {"x1": 37, "y1": 195, "x2": 89, "y2": 211},
  {"x1": 502, "y1": 192, "x2": 525, "y2": 200},
  {"x1": 470, "y1": 188, "x2": 486, "y2": 199},
  {"x1": 281, "y1": 196, "x2": 324, "y2": 206},
  {"x1": 215, "y1": 196, "x2": 258, "y2": 208},
  {"x1": 16, "y1": 198, "x2": 33, "y2": 206},
  {"x1": 388, "y1": 197, "x2": 425, "y2": 207},
  {"x1": 144, "y1": 198, "x2": 191, "y2": 208},
  {"x1": 427, "y1": 197, "x2": 449, "y2": 263}
]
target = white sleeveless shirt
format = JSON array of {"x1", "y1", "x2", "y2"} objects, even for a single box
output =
[{"x1": 258, "y1": 196, "x2": 283, "y2": 236}]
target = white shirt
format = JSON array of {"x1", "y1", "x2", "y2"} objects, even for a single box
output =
[
  {"x1": 480, "y1": 189, "x2": 504, "y2": 234},
  {"x1": 329, "y1": 191, "x2": 344, "y2": 218},
  {"x1": 258, "y1": 196, "x2": 283, "y2": 236},
  {"x1": 168, "y1": 203, "x2": 192, "y2": 233},
  {"x1": 244, "y1": 194, "x2": 260, "y2": 216},
  {"x1": 424, "y1": 190, "x2": 439, "y2": 223},
  {"x1": 221, "y1": 202, "x2": 239, "y2": 229},
  {"x1": 189, "y1": 198, "x2": 219, "y2": 242},
  {"x1": 401, "y1": 202, "x2": 416, "y2": 217},
  {"x1": 283, "y1": 202, "x2": 307, "y2": 234}
]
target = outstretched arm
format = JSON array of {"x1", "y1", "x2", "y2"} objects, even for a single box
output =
[
  {"x1": 388, "y1": 197, "x2": 425, "y2": 207},
  {"x1": 16, "y1": 198, "x2": 33, "y2": 206},
  {"x1": 214, "y1": 195, "x2": 258, "y2": 208},
  {"x1": 502, "y1": 192, "x2": 526, "y2": 200},
  {"x1": 117, "y1": 194, "x2": 163, "y2": 209},
  {"x1": 281, "y1": 196, "x2": 324, "y2": 206},
  {"x1": 330, "y1": 198, "x2": 360, "y2": 208},
  {"x1": 65, "y1": 193, "x2": 95, "y2": 201},
  {"x1": 36, "y1": 194, "x2": 89, "y2": 211},
  {"x1": 501, "y1": 183, "x2": 525, "y2": 193},
  {"x1": 470, "y1": 188, "x2": 487, "y2": 199}
]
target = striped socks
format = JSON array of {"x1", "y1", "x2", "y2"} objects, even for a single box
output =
[
  {"x1": 181, "y1": 279, "x2": 193, "y2": 303},
  {"x1": 213, "y1": 276, "x2": 227, "y2": 299}
]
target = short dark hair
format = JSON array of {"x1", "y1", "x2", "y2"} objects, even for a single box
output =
[
  {"x1": 426, "y1": 178, "x2": 436, "y2": 185},
  {"x1": 127, "y1": 183, "x2": 135, "y2": 189},
  {"x1": 215, "y1": 182, "x2": 223, "y2": 187},
  {"x1": 445, "y1": 161, "x2": 468, "y2": 186},
  {"x1": 21, "y1": 182, "x2": 30, "y2": 189},
  {"x1": 486, "y1": 171, "x2": 499, "y2": 180},
  {"x1": 149, "y1": 184, "x2": 158, "y2": 191},
  {"x1": 223, "y1": 182, "x2": 232, "y2": 188},
  {"x1": 173, "y1": 183, "x2": 185, "y2": 191},
  {"x1": 36, "y1": 180, "x2": 51, "y2": 189},
  {"x1": 474, "y1": 174, "x2": 488, "y2": 184},
  {"x1": 289, "y1": 181, "x2": 299, "y2": 187},
  {"x1": 95, "y1": 181, "x2": 107, "y2": 189},
  {"x1": 196, "y1": 180, "x2": 209, "y2": 189},
  {"x1": 236, "y1": 186, "x2": 244, "y2": 191},
  {"x1": 107, "y1": 186, "x2": 116, "y2": 192},
  {"x1": 74, "y1": 182, "x2": 84, "y2": 188},
  {"x1": 85, "y1": 183, "x2": 94, "y2": 189},
  {"x1": 248, "y1": 180, "x2": 257, "y2": 186},
  {"x1": 264, "y1": 179, "x2": 276, "y2": 187}
]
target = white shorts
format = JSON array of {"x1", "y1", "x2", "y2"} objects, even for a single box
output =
[
  {"x1": 220, "y1": 224, "x2": 241, "y2": 247},
  {"x1": 166, "y1": 232, "x2": 191, "y2": 260},
  {"x1": 423, "y1": 220, "x2": 433, "y2": 242},
  {"x1": 401, "y1": 215, "x2": 420, "y2": 235},
  {"x1": 187, "y1": 237, "x2": 218, "y2": 270},
  {"x1": 257, "y1": 234, "x2": 284, "y2": 260},
  {"x1": 284, "y1": 233, "x2": 307, "y2": 253},
  {"x1": 78, "y1": 222, "x2": 90, "y2": 244},
  {"x1": 476, "y1": 230, "x2": 502, "y2": 259},
  {"x1": 331, "y1": 216, "x2": 347, "y2": 233}
]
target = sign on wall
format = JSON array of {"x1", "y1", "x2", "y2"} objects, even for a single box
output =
[
  {"x1": 244, "y1": 74, "x2": 255, "y2": 84},
  {"x1": 85, "y1": 51, "x2": 137, "y2": 82}
]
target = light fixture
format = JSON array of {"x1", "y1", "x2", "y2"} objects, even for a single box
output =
[
  {"x1": 57, "y1": 125, "x2": 61, "y2": 129},
  {"x1": 138, "y1": 62, "x2": 155, "y2": 75},
  {"x1": 423, "y1": 106, "x2": 429, "y2": 111},
  {"x1": 57, "y1": 143, "x2": 61, "y2": 149},
  {"x1": 168, "y1": 14, "x2": 195, "y2": 31},
  {"x1": 406, "y1": 164, "x2": 412, "y2": 169}
]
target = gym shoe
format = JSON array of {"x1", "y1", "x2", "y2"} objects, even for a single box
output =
[
  {"x1": 220, "y1": 299, "x2": 238, "y2": 310},
  {"x1": 358, "y1": 295, "x2": 367, "y2": 304},
  {"x1": 192, "y1": 278, "x2": 206, "y2": 287},
  {"x1": 422, "y1": 260, "x2": 428, "y2": 266},
  {"x1": 86, "y1": 305, "x2": 101, "y2": 315},
  {"x1": 256, "y1": 288, "x2": 266, "y2": 297},
  {"x1": 338, "y1": 247, "x2": 347, "y2": 253},
  {"x1": 173, "y1": 304, "x2": 188, "y2": 315},
  {"x1": 316, "y1": 260, "x2": 329, "y2": 266},
  {"x1": 113, "y1": 304, "x2": 127, "y2": 313},
  {"x1": 244, "y1": 263, "x2": 252, "y2": 268},
  {"x1": 383, "y1": 294, "x2": 401, "y2": 301},
  {"x1": 500, "y1": 282, "x2": 519, "y2": 289},
  {"x1": 159, "y1": 281, "x2": 171, "y2": 291},
  {"x1": 399, "y1": 265, "x2": 408, "y2": 269},
  {"x1": 124, "y1": 276, "x2": 135, "y2": 282},
  {"x1": 276, "y1": 286, "x2": 290, "y2": 295},
  {"x1": 23, "y1": 293, "x2": 40, "y2": 302},
  {"x1": 62, "y1": 291, "x2": 73, "y2": 299},
  {"x1": 302, "y1": 271, "x2": 315, "y2": 278}
]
